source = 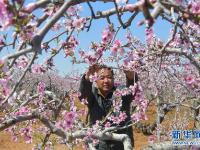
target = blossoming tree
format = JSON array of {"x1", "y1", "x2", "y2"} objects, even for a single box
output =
[{"x1": 0, "y1": 0, "x2": 200, "y2": 149}]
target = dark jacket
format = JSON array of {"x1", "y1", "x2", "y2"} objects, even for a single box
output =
[{"x1": 79, "y1": 74, "x2": 138, "y2": 150}]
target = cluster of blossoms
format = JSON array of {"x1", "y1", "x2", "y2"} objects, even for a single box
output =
[
  {"x1": 56, "y1": 110, "x2": 77, "y2": 131},
  {"x1": 72, "y1": 17, "x2": 87, "y2": 31},
  {"x1": 51, "y1": 5, "x2": 86, "y2": 32},
  {"x1": 184, "y1": 21, "x2": 200, "y2": 51},
  {"x1": 79, "y1": 25, "x2": 115, "y2": 64},
  {"x1": 101, "y1": 25, "x2": 114, "y2": 45},
  {"x1": 31, "y1": 64, "x2": 46, "y2": 74},
  {"x1": 37, "y1": 82, "x2": 46, "y2": 94},
  {"x1": 145, "y1": 28, "x2": 155, "y2": 46},
  {"x1": 64, "y1": 36, "x2": 78, "y2": 57},
  {"x1": 169, "y1": 31, "x2": 191, "y2": 52},
  {"x1": 82, "y1": 122, "x2": 102, "y2": 147},
  {"x1": 0, "y1": 0, "x2": 13, "y2": 29},
  {"x1": 79, "y1": 44, "x2": 105, "y2": 65},
  {"x1": 0, "y1": 59, "x2": 11, "y2": 101},
  {"x1": 14, "y1": 106, "x2": 30, "y2": 116},
  {"x1": 67, "y1": 5, "x2": 82, "y2": 17},
  {"x1": 112, "y1": 96, "x2": 122, "y2": 112},
  {"x1": 8, "y1": 90, "x2": 26, "y2": 106},
  {"x1": 108, "y1": 111, "x2": 127, "y2": 125},
  {"x1": 184, "y1": 73, "x2": 200, "y2": 94},
  {"x1": 131, "y1": 84, "x2": 148, "y2": 122},
  {"x1": 63, "y1": 17, "x2": 87, "y2": 31},
  {"x1": 110, "y1": 40, "x2": 124, "y2": 56},
  {"x1": 0, "y1": 77, "x2": 11, "y2": 101},
  {"x1": 19, "y1": 127, "x2": 33, "y2": 144},
  {"x1": 79, "y1": 50, "x2": 98, "y2": 65},
  {"x1": 5, "y1": 126, "x2": 18, "y2": 142},
  {"x1": 23, "y1": 3, "x2": 36, "y2": 13},
  {"x1": 18, "y1": 24, "x2": 38, "y2": 42},
  {"x1": 15, "y1": 56, "x2": 29, "y2": 69},
  {"x1": 122, "y1": 50, "x2": 146, "y2": 72},
  {"x1": 5, "y1": 125, "x2": 33, "y2": 145},
  {"x1": 189, "y1": 1, "x2": 200, "y2": 15}
]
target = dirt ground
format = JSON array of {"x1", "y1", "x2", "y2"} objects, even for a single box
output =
[{"x1": 0, "y1": 101, "x2": 195, "y2": 150}]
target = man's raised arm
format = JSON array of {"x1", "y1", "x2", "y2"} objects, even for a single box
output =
[{"x1": 79, "y1": 65, "x2": 99, "y2": 99}]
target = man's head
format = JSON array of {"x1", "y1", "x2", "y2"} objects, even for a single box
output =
[{"x1": 96, "y1": 65, "x2": 114, "y2": 97}]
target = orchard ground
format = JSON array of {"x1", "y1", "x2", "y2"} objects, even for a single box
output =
[{"x1": 0, "y1": 100, "x2": 195, "y2": 150}]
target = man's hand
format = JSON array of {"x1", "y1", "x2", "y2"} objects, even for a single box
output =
[
  {"x1": 85, "y1": 64, "x2": 99, "y2": 80},
  {"x1": 124, "y1": 70, "x2": 136, "y2": 81}
]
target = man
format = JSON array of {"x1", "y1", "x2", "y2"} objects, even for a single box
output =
[{"x1": 79, "y1": 64, "x2": 138, "y2": 150}]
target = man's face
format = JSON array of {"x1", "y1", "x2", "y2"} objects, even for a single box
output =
[{"x1": 96, "y1": 68, "x2": 114, "y2": 96}]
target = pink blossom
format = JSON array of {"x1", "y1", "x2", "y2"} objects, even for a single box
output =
[
  {"x1": 92, "y1": 139, "x2": 99, "y2": 146},
  {"x1": 12, "y1": 135, "x2": 18, "y2": 142},
  {"x1": 0, "y1": 1, "x2": 13, "y2": 29},
  {"x1": 93, "y1": 120, "x2": 100, "y2": 130},
  {"x1": 190, "y1": 1, "x2": 200, "y2": 14},
  {"x1": 52, "y1": 22, "x2": 62, "y2": 31},
  {"x1": 44, "y1": 142, "x2": 53, "y2": 150},
  {"x1": 19, "y1": 25, "x2": 36, "y2": 42},
  {"x1": 118, "y1": 112, "x2": 127, "y2": 122},
  {"x1": 134, "y1": 92, "x2": 143, "y2": 102},
  {"x1": 37, "y1": 82, "x2": 46, "y2": 95},
  {"x1": 15, "y1": 107, "x2": 30, "y2": 116},
  {"x1": 148, "y1": 135, "x2": 157, "y2": 144},
  {"x1": 60, "y1": 111, "x2": 77, "y2": 130},
  {"x1": 65, "y1": 111, "x2": 76, "y2": 121},
  {"x1": 108, "y1": 112, "x2": 127, "y2": 125},
  {"x1": 65, "y1": 120, "x2": 73, "y2": 129},
  {"x1": 31, "y1": 64, "x2": 46, "y2": 74},
  {"x1": 20, "y1": 127, "x2": 33, "y2": 144},
  {"x1": 149, "y1": 0, "x2": 156, "y2": 3},
  {"x1": 65, "y1": 49, "x2": 74, "y2": 57},
  {"x1": 109, "y1": 115, "x2": 121, "y2": 124},
  {"x1": 101, "y1": 26, "x2": 114, "y2": 44},
  {"x1": 72, "y1": 17, "x2": 86, "y2": 30},
  {"x1": 104, "y1": 122, "x2": 111, "y2": 128},
  {"x1": 112, "y1": 98, "x2": 122, "y2": 112},
  {"x1": 145, "y1": 28, "x2": 154, "y2": 45},
  {"x1": 85, "y1": 55, "x2": 97, "y2": 65},
  {"x1": 191, "y1": 146, "x2": 199, "y2": 150},
  {"x1": 67, "y1": 6, "x2": 76, "y2": 16},
  {"x1": 24, "y1": 3, "x2": 36, "y2": 13},
  {"x1": 15, "y1": 56, "x2": 28, "y2": 69},
  {"x1": 110, "y1": 40, "x2": 124, "y2": 56},
  {"x1": 175, "y1": 0, "x2": 184, "y2": 5},
  {"x1": 64, "y1": 19, "x2": 73, "y2": 31},
  {"x1": 131, "y1": 112, "x2": 148, "y2": 122},
  {"x1": 64, "y1": 36, "x2": 78, "y2": 57},
  {"x1": 118, "y1": 47, "x2": 125, "y2": 55},
  {"x1": 67, "y1": 6, "x2": 82, "y2": 16},
  {"x1": 81, "y1": 98, "x2": 88, "y2": 105},
  {"x1": 0, "y1": 78, "x2": 10, "y2": 97},
  {"x1": 185, "y1": 74, "x2": 195, "y2": 85}
]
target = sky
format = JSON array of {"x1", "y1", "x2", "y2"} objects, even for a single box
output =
[
  {"x1": 0, "y1": 1, "x2": 172, "y2": 76},
  {"x1": 50, "y1": 1, "x2": 172, "y2": 76},
  {"x1": 53, "y1": 3, "x2": 171, "y2": 74}
]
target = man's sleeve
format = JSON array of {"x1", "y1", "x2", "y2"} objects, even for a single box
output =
[
  {"x1": 79, "y1": 74, "x2": 92, "y2": 100},
  {"x1": 122, "y1": 72, "x2": 139, "y2": 106}
]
